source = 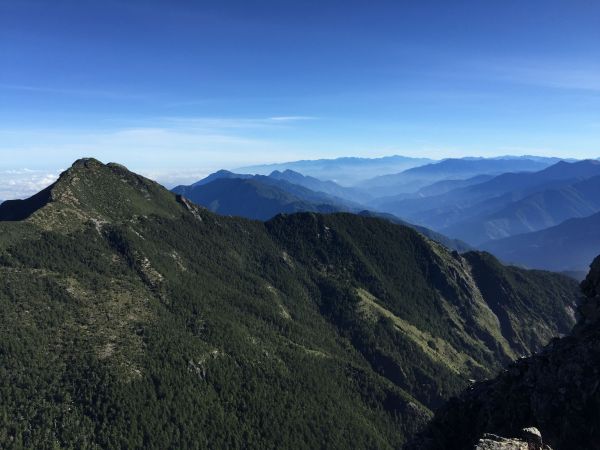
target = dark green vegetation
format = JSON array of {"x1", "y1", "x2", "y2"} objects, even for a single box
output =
[
  {"x1": 356, "y1": 210, "x2": 471, "y2": 253},
  {"x1": 408, "y1": 255, "x2": 600, "y2": 450},
  {"x1": 0, "y1": 159, "x2": 581, "y2": 449}
]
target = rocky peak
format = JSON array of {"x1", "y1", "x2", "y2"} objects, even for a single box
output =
[
  {"x1": 70, "y1": 157, "x2": 104, "y2": 170},
  {"x1": 1, "y1": 159, "x2": 183, "y2": 229},
  {"x1": 475, "y1": 428, "x2": 552, "y2": 450}
]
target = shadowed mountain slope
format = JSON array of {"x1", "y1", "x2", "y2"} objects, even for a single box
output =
[
  {"x1": 407, "y1": 255, "x2": 600, "y2": 450},
  {"x1": 356, "y1": 210, "x2": 472, "y2": 252},
  {"x1": 0, "y1": 184, "x2": 53, "y2": 221},
  {"x1": 172, "y1": 176, "x2": 352, "y2": 220},
  {"x1": 481, "y1": 211, "x2": 600, "y2": 272}
]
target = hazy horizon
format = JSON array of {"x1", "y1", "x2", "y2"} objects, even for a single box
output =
[
  {"x1": 0, "y1": 152, "x2": 595, "y2": 201},
  {"x1": 2, "y1": 0, "x2": 599, "y2": 197}
]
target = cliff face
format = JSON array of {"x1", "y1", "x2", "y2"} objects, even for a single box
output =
[{"x1": 407, "y1": 256, "x2": 600, "y2": 450}]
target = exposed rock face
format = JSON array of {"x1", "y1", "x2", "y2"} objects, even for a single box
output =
[
  {"x1": 476, "y1": 435, "x2": 529, "y2": 450},
  {"x1": 406, "y1": 256, "x2": 600, "y2": 450},
  {"x1": 475, "y1": 428, "x2": 552, "y2": 450}
]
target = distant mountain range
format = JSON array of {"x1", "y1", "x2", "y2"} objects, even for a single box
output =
[
  {"x1": 375, "y1": 160, "x2": 600, "y2": 243},
  {"x1": 359, "y1": 157, "x2": 562, "y2": 196},
  {"x1": 237, "y1": 155, "x2": 433, "y2": 186},
  {"x1": 187, "y1": 169, "x2": 254, "y2": 186},
  {"x1": 481, "y1": 211, "x2": 600, "y2": 272},
  {"x1": 173, "y1": 177, "x2": 350, "y2": 220},
  {"x1": 172, "y1": 170, "x2": 469, "y2": 251},
  {"x1": 414, "y1": 174, "x2": 495, "y2": 197},
  {"x1": 173, "y1": 158, "x2": 600, "y2": 272},
  {"x1": 172, "y1": 170, "x2": 360, "y2": 220},
  {"x1": 443, "y1": 173, "x2": 600, "y2": 244},
  {"x1": 268, "y1": 169, "x2": 371, "y2": 203}
]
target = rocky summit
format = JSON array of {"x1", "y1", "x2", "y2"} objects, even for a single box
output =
[{"x1": 474, "y1": 427, "x2": 552, "y2": 450}]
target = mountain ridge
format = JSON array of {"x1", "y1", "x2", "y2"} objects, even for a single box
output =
[{"x1": 0, "y1": 158, "x2": 582, "y2": 449}]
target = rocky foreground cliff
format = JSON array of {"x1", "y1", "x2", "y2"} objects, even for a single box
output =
[{"x1": 407, "y1": 255, "x2": 600, "y2": 450}]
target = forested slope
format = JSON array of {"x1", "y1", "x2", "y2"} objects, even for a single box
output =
[{"x1": 0, "y1": 159, "x2": 580, "y2": 449}]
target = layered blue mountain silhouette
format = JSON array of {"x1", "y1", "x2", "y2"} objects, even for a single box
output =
[
  {"x1": 171, "y1": 169, "x2": 468, "y2": 251},
  {"x1": 237, "y1": 155, "x2": 433, "y2": 185},
  {"x1": 187, "y1": 157, "x2": 600, "y2": 273},
  {"x1": 174, "y1": 156, "x2": 600, "y2": 271}
]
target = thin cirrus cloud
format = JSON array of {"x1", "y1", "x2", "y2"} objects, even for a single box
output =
[
  {"x1": 0, "y1": 114, "x2": 317, "y2": 158},
  {"x1": 269, "y1": 116, "x2": 317, "y2": 121},
  {"x1": 0, "y1": 83, "x2": 150, "y2": 100},
  {"x1": 472, "y1": 60, "x2": 600, "y2": 92},
  {"x1": 161, "y1": 115, "x2": 318, "y2": 129}
]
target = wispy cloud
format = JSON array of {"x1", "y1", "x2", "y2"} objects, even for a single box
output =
[
  {"x1": 268, "y1": 116, "x2": 317, "y2": 122},
  {"x1": 472, "y1": 60, "x2": 600, "y2": 92},
  {"x1": 0, "y1": 83, "x2": 149, "y2": 100},
  {"x1": 105, "y1": 127, "x2": 261, "y2": 146},
  {"x1": 162, "y1": 115, "x2": 318, "y2": 129}
]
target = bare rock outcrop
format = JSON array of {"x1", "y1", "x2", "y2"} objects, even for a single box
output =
[{"x1": 475, "y1": 427, "x2": 552, "y2": 450}]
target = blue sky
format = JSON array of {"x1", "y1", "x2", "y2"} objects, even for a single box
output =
[{"x1": 1, "y1": 0, "x2": 600, "y2": 197}]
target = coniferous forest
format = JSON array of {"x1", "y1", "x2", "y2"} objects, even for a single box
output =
[{"x1": 0, "y1": 159, "x2": 582, "y2": 449}]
